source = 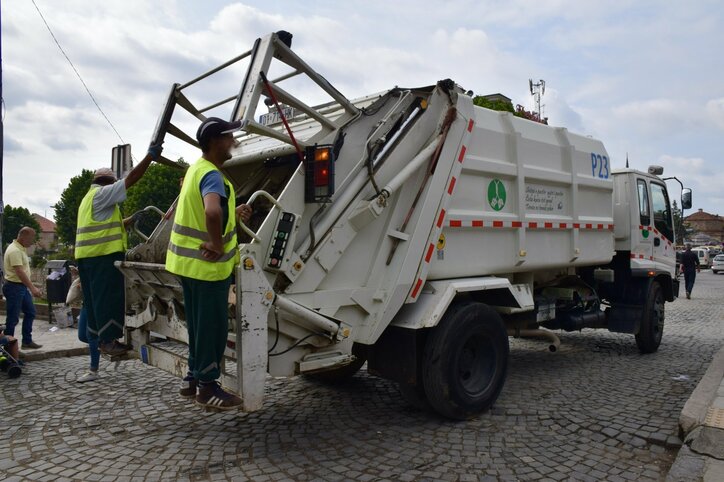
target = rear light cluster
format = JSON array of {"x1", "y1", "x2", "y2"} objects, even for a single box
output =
[{"x1": 305, "y1": 145, "x2": 335, "y2": 202}]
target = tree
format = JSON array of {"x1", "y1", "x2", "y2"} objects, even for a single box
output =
[
  {"x1": 472, "y1": 95, "x2": 548, "y2": 124},
  {"x1": 2, "y1": 205, "x2": 41, "y2": 250},
  {"x1": 123, "y1": 161, "x2": 186, "y2": 244},
  {"x1": 672, "y1": 200, "x2": 694, "y2": 245},
  {"x1": 53, "y1": 169, "x2": 94, "y2": 246},
  {"x1": 473, "y1": 96, "x2": 515, "y2": 114}
]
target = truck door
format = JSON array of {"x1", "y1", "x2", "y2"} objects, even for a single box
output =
[
  {"x1": 649, "y1": 181, "x2": 676, "y2": 273},
  {"x1": 632, "y1": 178, "x2": 654, "y2": 267}
]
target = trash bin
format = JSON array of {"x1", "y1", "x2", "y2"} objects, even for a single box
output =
[{"x1": 45, "y1": 260, "x2": 72, "y2": 324}]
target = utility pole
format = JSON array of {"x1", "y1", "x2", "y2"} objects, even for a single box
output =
[{"x1": 529, "y1": 78, "x2": 545, "y2": 122}]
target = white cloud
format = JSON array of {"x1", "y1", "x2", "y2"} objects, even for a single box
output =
[
  {"x1": 2, "y1": 0, "x2": 723, "y2": 220},
  {"x1": 706, "y1": 98, "x2": 724, "y2": 131}
]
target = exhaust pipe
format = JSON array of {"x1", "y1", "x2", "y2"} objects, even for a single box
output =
[{"x1": 507, "y1": 328, "x2": 561, "y2": 352}]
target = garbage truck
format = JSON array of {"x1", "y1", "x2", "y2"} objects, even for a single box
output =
[{"x1": 117, "y1": 32, "x2": 693, "y2": 419}]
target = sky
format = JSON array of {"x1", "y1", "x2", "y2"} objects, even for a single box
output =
[{"x1": 2, "y1": 0, "x2": 723, "y2": 221}]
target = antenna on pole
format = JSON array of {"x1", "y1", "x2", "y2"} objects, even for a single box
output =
[
  {"x1": 529, "y1": 78, "x2": 545, "y2": 122},
  {"x1": 626, "y1": 152, "x2": 629, "y2": 168}
]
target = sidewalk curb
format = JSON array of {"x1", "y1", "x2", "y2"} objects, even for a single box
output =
[
  {"x1": 667, "y1": 345, "x2": 724, "y2": 481},
  {"x1": 679, "y1": 345, "x2": 724, "y2": 435},
  {"x1": 19, "y1": 346, "x2": 89, "y2": 362}
]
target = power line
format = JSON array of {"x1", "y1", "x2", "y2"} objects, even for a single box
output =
[{"x1": 30, "y1": 0, "x2": 126, "y2": 145}]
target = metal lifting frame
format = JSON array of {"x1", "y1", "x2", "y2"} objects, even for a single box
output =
[{"x1": 149, "y1": 31, "x2": 360, "y2": 167}]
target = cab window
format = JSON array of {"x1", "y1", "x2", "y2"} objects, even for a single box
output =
[
  {"x1": 651, "y1": 183, "x2": 674, "y2": 242},
  {"x1": 637, "y1": 179, "x2": 650, "y2": 226}
]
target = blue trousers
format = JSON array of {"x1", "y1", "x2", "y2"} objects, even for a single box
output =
[
  {"x1": 683, "y1": 270, "x2": 696, "y2": 294},
  {"x1": 2, "y1": 282, "x2": 36, "y2": 345},
  {"x1": 77, "y1": 307, "x2": 101, "y2": 370}
]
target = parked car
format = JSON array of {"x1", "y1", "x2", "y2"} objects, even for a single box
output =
[
  {"x1": 712, "y1": 254, "x2": 724, "y2": 274},
  {"x1": 692, "y1": 247, "x2": 711, "y2": 269}
]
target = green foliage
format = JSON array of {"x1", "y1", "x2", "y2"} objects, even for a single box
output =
[
  {"x1": 2, "y1": 205, "x2": 41, "y2": 249},
  {"x1": 123, "y1": 161, "x2": 186, "y2": 245},
  {"x1": 473, "y1": 96, "x2": 515, "y2": 113},
  {"x1": 53, "y1": 169, "x2": 94, "y2": 246}
]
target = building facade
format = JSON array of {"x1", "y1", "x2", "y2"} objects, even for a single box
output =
[{"x1": 684, "y1": 209, "x2": 724, "y2": 244}]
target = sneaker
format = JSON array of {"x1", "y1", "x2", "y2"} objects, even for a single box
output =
[
  {"x1": 179, "y1": 376, "x2": 198, "y2": 398},
  {"x1": 686, "y1": 291, "x2": 691, "y2": 299},
  {"x1": 77, "y1": 370, "x2": 99, "y2": 383},
  {"x1": 99, "y1": 341, "x2": 130, "y2": 357},
  {"x1": 21, "y1": 341, "x2": 42, "y2": 349},
  {"x1": 196, "y1": 381, "x2": 242, "y2": 411}
]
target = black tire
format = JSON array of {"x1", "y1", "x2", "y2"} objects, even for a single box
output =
[
  {"x1": 422, "y1": 302, "x2": 509, "y2": 420},
  {"x1": 7, "y1": 364, "x2": 21, "y2": 379},
  {"x1": 305, "y1": 344, "x2": 367, "y2": 384},
  {"x1": 635, "y1": 281, "x2": 664, "y2": 354}
]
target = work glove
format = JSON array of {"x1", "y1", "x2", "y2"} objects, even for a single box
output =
[{"x1": 147, "y1": 141, "x2": 164, "y2": 161}]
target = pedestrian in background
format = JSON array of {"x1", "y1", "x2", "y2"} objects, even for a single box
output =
[
  {"x1": 166, "y1": 117, "x2": 252, "y2": 411},
  {"x1": 3, "y1": 226, "x2": 43, "y2": 349},
  {"x1": 680, "y1": 244, "x2": 700, "y2": 299},
  {"x1": 75, "y1": 143, "x2": 162, "y2": 357}
]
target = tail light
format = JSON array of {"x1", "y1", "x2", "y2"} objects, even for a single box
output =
[{"x1": 305, "y1": 145, "x2": 335, "y2": 202}]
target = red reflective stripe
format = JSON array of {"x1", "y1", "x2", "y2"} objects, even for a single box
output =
[
  {"x1": 512, "y1": 221, "x2": 523, "y2": 228},
  {"x1": 630, "y1": 253, "x2": 636, "y2": 259},
  {"x1": 437, "y1": 209, "x2": 446, "y2": 228},
  {"x1": 467, "y1": 119, "x2": 474, "y2": 132},
  {"x1": 472, "y1": 220, "x2": 483, "y2": 227},
  {"x1": 559, "y1": 223, "x2": 568, "y2": 229},
  {"x1": 608, "y1": 224, "x2": 614, "y2": 230},
  {"x1": 425, "y1": 243, "x2": 434, "y2": 263},
  {"x1": 529, "y1": 222, "x2": 538, "y2": 229},
  {"x1": 450, "y1": 220, "x2": 462, "y2": 227},
  {"x1": 448, "y1": 177, "x2": 456, "y2": 194},
  {"x1": 597, "y1": 224, "x2": 604, "y2": 230},
  {"x1": 586, "y1": 224, "x2": 593, "y2": 229},
  {"x1": 411, "y1": 278, "x2": 423, "y2": 298},
  {"x1": 573, "y1": 223, "x2": 580, "y2": 228},
  {"x1": 545, "y1": 222, "x2": 553, "y2": 229},
  {"x1": 493, "y1": 220, "x2": 504, "y2": 228},
  {"x1": 458, "y1": 146, "x2": 466, "y2": 163}
]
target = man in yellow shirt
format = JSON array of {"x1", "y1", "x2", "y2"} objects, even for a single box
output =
[{"x1": 3, "y1": 227, "x2": 43, "y2": 349}]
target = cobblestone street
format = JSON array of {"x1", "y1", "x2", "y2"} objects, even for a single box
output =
[{"x1": 2, "y1": 272, "x2": 723, "y2": 481}]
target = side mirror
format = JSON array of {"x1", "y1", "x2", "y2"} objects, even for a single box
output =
[{"x1": 681, "y1": 188, "x2": 692, "y2": 210}]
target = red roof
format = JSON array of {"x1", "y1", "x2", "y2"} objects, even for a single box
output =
[
  {"x1": 32, "y1": 213, "x2": 56, "y2": 233},
  {"x1": 685, "y1": 209, "x2": 720, "y2": 221}
]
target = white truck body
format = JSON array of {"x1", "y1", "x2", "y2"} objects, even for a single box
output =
[{"x1": 118, "y1": 32, "x2": 684, "y2": 419}]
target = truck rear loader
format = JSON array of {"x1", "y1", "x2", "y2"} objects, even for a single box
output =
[{"x1": 117, "y1": 32, "x2": 692, "y2": 419}]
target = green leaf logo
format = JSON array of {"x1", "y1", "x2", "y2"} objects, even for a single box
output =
[{"x1": 488, "y1": 179, "x2": 506, "y2": 211}]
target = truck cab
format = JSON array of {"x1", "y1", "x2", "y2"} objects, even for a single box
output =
[{"x1": 613, "y1": 166, "x2": 677, "y2": 281}]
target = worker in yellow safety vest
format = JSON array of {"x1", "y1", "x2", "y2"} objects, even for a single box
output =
[
  {"x1": 75, "y1": 142, "x2": 162, "y2": 363},
  {"x1": 166, "y1": 117, "x2": 252, "y2": 411}
]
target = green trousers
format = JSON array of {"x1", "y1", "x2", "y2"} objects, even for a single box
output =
[
  {"x1": 180, "y1": 275, "x2": 231, "y2": 382},
  {"x1": 77, "y1": 252, "x2": 125, "y2": 343}
]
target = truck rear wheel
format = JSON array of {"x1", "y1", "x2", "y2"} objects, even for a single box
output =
[
  {"x1": 422, "y1": 301, "x2": 509, "y2": 420},
  {"x1": 635, "y1": 281, "x2": 664, "y2": 354}
]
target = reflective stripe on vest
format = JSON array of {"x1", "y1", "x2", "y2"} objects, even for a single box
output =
[
  {"x1": 165, "y1": 158, "x2": 237, "y2": 281},
  {"x1": 75, "y1": 186, "x2": 127, "y2": 259}
]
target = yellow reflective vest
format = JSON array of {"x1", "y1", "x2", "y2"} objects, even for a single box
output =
[
  {"x1": 75, "y1": 186, "x2": 127, "y2": 259},
  {"x1": 166, "y1": 158, "x2": 237, "y2": 281}
]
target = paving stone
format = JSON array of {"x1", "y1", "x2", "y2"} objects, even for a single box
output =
[{"x1": 2, "y1": 272, "x2": 723, "y2": 480}]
